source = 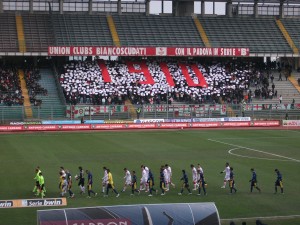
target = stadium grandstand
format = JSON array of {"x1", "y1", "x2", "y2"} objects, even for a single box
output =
[{"x1": 0, "y1": 0, "x2": 300, "y2": 123}]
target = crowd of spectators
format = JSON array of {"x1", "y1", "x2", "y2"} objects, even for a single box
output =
[
  {"x1": 252, "y1": 70, "x2": 282, "y2": 100},
  {"x1": 24, "y1": 68, "x2": 47, "y2": 106},
  {"x1": 60, "y1": 59, "x2": 260, "y2": 106},
  {"x1": 0, "y1": 67, "x2": 23, "y2": 106}
]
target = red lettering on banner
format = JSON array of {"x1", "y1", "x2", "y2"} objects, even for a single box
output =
[
  {"x1": 190, "y1": 65, "x2": 208, "y2": 88},
  {"x1": 48, "y1": 46, "x2": 250, "y2": 57},
  {"x1": 97, "y1": 59, "x2": 112, "y2": 82},
  {"x1": 126, "y1": 62, "x2": 155, "y2": 85},
  {"x1": 159, "y1": 62, "x2": 175, "y2": 87},
  {"x1": 179, "y1": 63, "x2": 207, "y2": 87}
]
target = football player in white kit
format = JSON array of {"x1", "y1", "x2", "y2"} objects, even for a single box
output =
[
  {"x1": 165, "y1": 164, "x2": 175, "y2": 191},
  {"x1": 190, "y1": 164, "x2": 198, "y2": 190},
  {"x1": 197, "y1": 164, "x2": 204, "y2": 181},
  {"x1": 140, "y1": 165, "x2": 148, "y2": 191},
  {"x1": 144, "y1": 165, "x2": 150, "y2": 192},
  {"x1": 102, "y1": 166, "x2": 108, "y2": 193},
  {"x1": 122, "y1": 168, "x2": 132, "y2": 192},
  {"x1": 220, "y1": 162, "x2": 230, "y2": 188},
  {"x1": 163, "y1": 166, "x2": 169, "y2": 191}
]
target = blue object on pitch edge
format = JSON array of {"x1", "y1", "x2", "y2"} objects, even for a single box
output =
[
  {"x1": 42, "y1": 120, "x2": 104, "y2": 125},
  {"x1": 84, "y1": 120, "x2": 105, "y2": 124},
  {"x1": 37, "y1": 202, "x2": 220, "y2": 225},
  {"x1": 42, "y1": 120, "x2": 81, "y2": 125}
]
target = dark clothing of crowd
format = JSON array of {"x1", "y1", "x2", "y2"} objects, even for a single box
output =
[{"x1": 0, "y1": 67, "x2": 23, "y2": 106}]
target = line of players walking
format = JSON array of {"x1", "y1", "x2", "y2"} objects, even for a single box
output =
[{"x1": 32, "y1": 163, "x2": 284, "y2": 198}]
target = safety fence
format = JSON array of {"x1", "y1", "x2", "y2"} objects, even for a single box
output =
[{"x1": 1, "y1": 103, "x2": 300, "y2": 123}]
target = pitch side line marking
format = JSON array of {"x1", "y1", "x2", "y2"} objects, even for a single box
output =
[
  {"x1": 221, "y1": 214, "x2": 300, "y2": 221},
  {"x1": 207, "y1": 139, "x2": 300, "y2": 163},
  {"x1": 228, "y1": 148, "x2": 293, "y2": 162},
  {"x1": 213, "y1": 137, "x2": 298, "y2": 140},
  {"x1": 187, "y1": 204, "x2": 196, "y2": 225},
  {"x1": 63, "y1": 209, "x2": 69, "y2": 225}
]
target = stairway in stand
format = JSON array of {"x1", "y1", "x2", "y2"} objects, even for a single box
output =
[
  {"x1": 250, "y1": 71, "x2": 300, "y2": 105},
  {"x1": 33, "y1": 68, "x2": 65, "y2": 119}
]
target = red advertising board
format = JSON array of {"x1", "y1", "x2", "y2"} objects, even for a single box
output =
[
  {"x1": 25, "y1": 125, "x2": 58, "y2": 131},
  {"x1": 252, "y1": 121, "x2": 280, "y2": 126},
  {"x1": 0, "y1": 120, "x2": 280, "y2": 132},
  {"x1": 191, "y1": 122, "x2": 221, "y2": 128},
  {"x1": 92, "y1": 124, "x2": 125, "y2": 129},
  {"x1": 48, "y1": 46, "x2": 250, "y2": 57},
  {"x1": 60, "y1": 125, "x2": 91, "y2": 130},
  {"x1": 0, "y1": 126, "x2": 23, "y2": 131},
  {"x1": 223, "y1": 122, "x2": 251, "y2": 127}
]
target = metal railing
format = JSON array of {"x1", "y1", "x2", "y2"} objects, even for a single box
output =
[
  {"x1": 1, "y1": 103, "x2": 300, "y2": 124},
  {"x1": 2, "y1": 0, "x2": 146, "y2": 14},
  {"x1": 234, "y1": 4, "x2": 300, "y2": 17}
]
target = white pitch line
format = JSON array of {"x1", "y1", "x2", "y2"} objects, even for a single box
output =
[
  {"x1": 208, "y1": 139, "x2": 300, "y2": 163},
  {"x1": 63, "y1": 209, "x2": 69, "y2": 225},
  {"x1": 228, "y1": 148, "x2": 293, "y2": 162},
  {"x1": 213, "y1": 137, "x2": 297, "y2": 140}
]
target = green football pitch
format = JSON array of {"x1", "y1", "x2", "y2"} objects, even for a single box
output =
[{"x1": 0, "y1": 129, "x2": 300, "y2": 225}]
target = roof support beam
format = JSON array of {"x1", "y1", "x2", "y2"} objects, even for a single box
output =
[{"x1": 226, "y1": 0, "x2": 232, "y2": 17}]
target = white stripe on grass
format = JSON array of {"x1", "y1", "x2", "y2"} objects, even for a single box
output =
[
  {"x1": 208, "y1": 139, "x2": 300, "y2": 163},
  {"x1": 228, "y1": 147, "x2": 293, "y2": 162}
]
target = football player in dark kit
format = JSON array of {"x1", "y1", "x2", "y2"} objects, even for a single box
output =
[
  {"x1": 78, "y1": 166, "x2": 85, "y2": 194},
  {"x1": 249, "y1": 168, "x2": 261, "y2": 193},
  {"x1": 86, "y1": 170, "x2": 97, "y2": 198},
  {"x1": 197, "y1": 171, "x2": 207, "y2": 196},
  {"x1": 229, "y1": 167, "x2": 237, "y2": 194},
  {"x1": 147, "y1": 169, "x2": 158, "y2": 196},
  {"x1": 159, "y1": 166, "x2": 166, "y2": 195},
  {"x1": 130, "y1": 170, "x2": 140, "y2": 196},
  {"x1": 178, "y1": 169, "x2": 192, "y2": 195},
  {"x1": 274, "y1": 169, "x2": 284, "y2": 194}
]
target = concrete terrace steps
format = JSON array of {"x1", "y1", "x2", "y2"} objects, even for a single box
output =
[
  {"x1": 34, "y1": 68, "x2": 65, "y2": 118},
  {"x1": 250, "y1": 71, "x2": 300, "y2": 105}
]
